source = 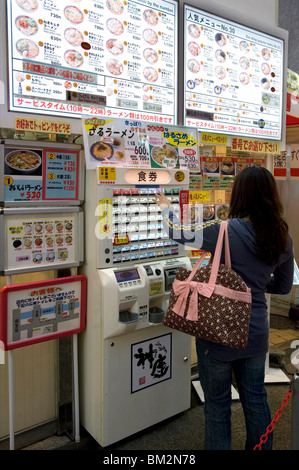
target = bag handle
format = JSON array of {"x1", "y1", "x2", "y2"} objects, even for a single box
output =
[
  {"x1": 186, "y1": 221, "x2": 231, "y2": 285},
  {"x1": 209, "y1": 221, "x2": 231, "y2": 285}
]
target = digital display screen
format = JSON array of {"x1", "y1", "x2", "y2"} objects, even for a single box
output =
[
  {"x1": 115, "y1": 268, "x2": 140, "y2": 282},
  {"x1": 7, "y1": 0, "x2": 178, "y2": 123},
  {"x1": 184, "y1": 5, "x2": 284, "y2": 140}
]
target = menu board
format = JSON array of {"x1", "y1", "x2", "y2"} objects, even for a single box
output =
[
  {"x1": 184, "y1": 5, "x2": 284, "y2": 140},
  {"x1": 0, "y1": 141, "x2": 82, "y2": 205},
  {"x1": 201, "y1": 155, "x2": 265, "y2": 189},
  {"x1": 7, "y1": 0, "x2": 178, "y2": 123},
  {"x1": 82, "y1": 117, "x2": 199, "y2": 170},
  {"x1": 0, "y1": 207, "x2": 84, "y2": 274}
]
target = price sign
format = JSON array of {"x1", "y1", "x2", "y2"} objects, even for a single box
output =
[{"x1": 0, "y1": 143, "x2": 81, "y2": 205}]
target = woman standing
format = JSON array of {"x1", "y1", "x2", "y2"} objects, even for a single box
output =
[{"x1": 156, "y1": 166, "x2": 294, "y2": 450}]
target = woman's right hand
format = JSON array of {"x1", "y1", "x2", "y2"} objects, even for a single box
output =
[{"x1": 155, "y1": 192, "x2": 172, "y2": 210}]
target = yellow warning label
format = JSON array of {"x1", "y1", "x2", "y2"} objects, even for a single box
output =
[
  {"x1": 98, "y1": 167, "x2": 116, "y2": 182},
  {"x1": 149, "y1": 281, "x2": 163, "y2": 296}
]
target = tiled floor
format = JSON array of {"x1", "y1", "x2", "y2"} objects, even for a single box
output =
[{"x1": 269, "y1": 327, "x2": 299, "y2": 347}]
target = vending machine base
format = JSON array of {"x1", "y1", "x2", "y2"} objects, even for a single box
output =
[{"x1": 80, "y1": 326, "x2": 191, "y2": 448}]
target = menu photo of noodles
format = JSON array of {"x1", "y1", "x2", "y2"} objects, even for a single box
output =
[
  {"x1": 89, "y1": 136, "x2": 128, "y2": 166},
  {"x1": 149, "y1": 143, "x2": 179, "y2": 169},
  {"x1": 202, "y1": 157, "x2": 220, "y2": 175},
  {"x1": 215, "y1": 204, "x2": 229, "y2": 221},
  {"x1": 4, "y1": 148, "x2": 42, "y2": 176}
]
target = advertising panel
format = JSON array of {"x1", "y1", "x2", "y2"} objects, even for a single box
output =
[
  {"x1": 0, "y1": 275, "x2": 86, "y2": 350},
  {"x1": 82, "y1": 116, "x2": 199, "y2": 170},
  {"x1": 0, "y1": 140, "x2": 83, "y2": 206},
  {"x1": 184, "y1": 4, "x2": 284, "y2": 140},
  {"x1": 7, "y1": 0, "x2": 178, "y2": 123}
]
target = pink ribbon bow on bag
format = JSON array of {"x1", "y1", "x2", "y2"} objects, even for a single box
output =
[{"x1": 171, "y1": 279, "x2": 215, "y2": 321}]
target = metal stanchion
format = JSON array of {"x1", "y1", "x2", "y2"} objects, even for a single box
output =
[{"x1": 291, "y1": 373, "x2": 299, "y2": 450}]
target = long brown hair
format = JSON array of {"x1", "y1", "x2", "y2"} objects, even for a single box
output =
[{"x1": 229, "y1": 165, "x2": 289, "y2": 265}]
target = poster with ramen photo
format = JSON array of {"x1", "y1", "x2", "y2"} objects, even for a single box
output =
[
  {"x1": 0, "y1": 143, "x2": 80, "y2": 204},
  {"x1": 82, "y1": 116, "x2": 151, "y2": 169},
  {"x1": 82, "y1": 116, "x2": 200, "y2": 170}
]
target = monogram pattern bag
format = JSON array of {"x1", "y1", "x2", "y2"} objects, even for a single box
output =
[{"x1": 163, "y1": 221, "x2": 252, "y2": 349}]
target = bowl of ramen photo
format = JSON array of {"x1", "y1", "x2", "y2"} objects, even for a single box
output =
[
  {"x1": 151, "y1": 144, "x2": 178, "y2": 167},
  {"x1": 202, "y1": 205, "x2": 215, "y2": 221},
  {"x1": 15, "y1": 16, "x2": 38, "y2": 35},
  {"x1": 90, "y1": 142, "x2": 114, "y2": 161},
  {"x1": 5, "y1": 150, "x2": 42, "y2": 174},
  {"x1": 203, "y1": 161, "x2": 219, "y2": 173},
  {"x1": 216, "y1": 205, "x2": 229, "y2": 220},
  {"x1": 220, "y1": 161, "x2": 234, "y2": 175}
]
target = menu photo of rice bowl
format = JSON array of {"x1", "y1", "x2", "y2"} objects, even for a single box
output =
[
  {"x1": 90, "y1": 142, "x2": 114, "y2": 161},
  {"x1": 151, "y1": 144, "x2": 178, "y2": 168},
  {"x1": 5, "y1": 149, "x2": 42, "y2": 174}
]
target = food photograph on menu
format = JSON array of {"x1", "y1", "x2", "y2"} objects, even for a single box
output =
[
  {"x1": 7, "y1": 0, "x2": 178, "y2": 123},
  {"x1": 184, "y1": 5, "x2": 284, "y2": 140}
]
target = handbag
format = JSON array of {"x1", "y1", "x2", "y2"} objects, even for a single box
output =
[{"x1": 163, "y1": 221, "x2": 252, "y2": 349}]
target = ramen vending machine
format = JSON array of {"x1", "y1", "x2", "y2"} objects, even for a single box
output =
[{"x1": 80, "y1": 166, "x2": 192, "y2": 447}]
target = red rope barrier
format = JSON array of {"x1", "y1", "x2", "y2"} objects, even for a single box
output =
[{"x1": 253, "y1": 388, "x2": 293, "y2": 450}]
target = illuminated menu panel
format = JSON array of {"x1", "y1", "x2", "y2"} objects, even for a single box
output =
[
  {"x1": 111, "y1": 187, "x2": 180, "y2": 264},
  {"x1": 7, "y1": 0, "x2": 178, "y2": 122},
  {"x1": 184, "y1": 5, "x2": 284, "y2": 140}
]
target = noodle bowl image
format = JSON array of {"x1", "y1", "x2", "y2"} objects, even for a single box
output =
[
  {"x1": 90, "y1": 142, "x2": 114, "y2": 160},
  {"x1": 151, "y1": 144, "x2": 178, "y2": 167},
  {"x1": 5, "y1": 150, "x2": 41, "y2": 174}
]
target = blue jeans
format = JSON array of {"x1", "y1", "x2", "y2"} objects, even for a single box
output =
[{"x1": 196, "y1": 340, "x2": 272, "y2": 450}]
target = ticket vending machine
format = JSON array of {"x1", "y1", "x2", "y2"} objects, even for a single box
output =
[{"x1": 79, "y1": 167, "x2": 192, "y2": 447}]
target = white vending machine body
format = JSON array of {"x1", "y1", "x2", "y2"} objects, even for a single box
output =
[{"x1": 80, "y1": 167, "x2": 192, "y2": 447}]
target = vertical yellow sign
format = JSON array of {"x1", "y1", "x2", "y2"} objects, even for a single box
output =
[{"x1": 96, "y1": 198, "x2": 112, "y2": 236}]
